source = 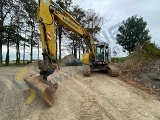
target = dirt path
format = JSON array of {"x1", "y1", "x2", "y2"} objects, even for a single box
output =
[{"x1": 0, "y1": 65, "x2": 160, "y2": 120}]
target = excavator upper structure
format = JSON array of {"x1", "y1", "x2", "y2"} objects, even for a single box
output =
[{"x1": 24, "y1": 0, "x2": 119, "y2": 106}]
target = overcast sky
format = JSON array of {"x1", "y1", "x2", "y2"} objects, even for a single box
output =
[{"x1": 72, "y1": 0, "x2": 160, "y2": 56}]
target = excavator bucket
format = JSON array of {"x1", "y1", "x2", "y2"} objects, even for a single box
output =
[{"x1": 24, "y1": 74, "x2": 58, "y2": 107}]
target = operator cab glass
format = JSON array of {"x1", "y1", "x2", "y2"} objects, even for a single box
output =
[{"x1": 95, "y1": 44, "x2": 109, "y2": 62}]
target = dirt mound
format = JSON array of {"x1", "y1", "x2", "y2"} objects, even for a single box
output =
[
  {"x1": 116, "y1": 58, "x2": 160, "y2": 95},
  {"x1": 59, "y1": 54, "x2": 75, "y2": 66}
]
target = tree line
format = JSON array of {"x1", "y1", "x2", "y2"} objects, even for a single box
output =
[
  {"x1": 0, "y1": 0, "x2": 38, "y2": 66},
  {"x1": 0, "y1": 0, "x2": 106, "y2": 66}
]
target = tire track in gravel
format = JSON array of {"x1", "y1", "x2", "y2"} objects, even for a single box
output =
[
  {"x1": 78, "y1": 78, "x2": 126, "y2": 120},
  {"x1": 77, "y1": 73, "x2": 160, "y2": 120},
  {"x1": 79, "y1": 92, "x2": 116, "y2": 120},
  {"x1": 63, "y1": 74, "x2": 119, "y2": 120},
  {"x1": 75, "y1": 77, "x2": 116, "y2": 120}
]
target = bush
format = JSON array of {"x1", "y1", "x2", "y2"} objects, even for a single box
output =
[{"x1": 130, "y1": 41, "x2": 160, "y2": 62}]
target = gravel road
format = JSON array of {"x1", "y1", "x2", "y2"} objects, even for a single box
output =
[{"x1": 0, "y1": 65, "x2": 160, "y2": 120}]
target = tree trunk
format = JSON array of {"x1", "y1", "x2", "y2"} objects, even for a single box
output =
[
  {"x1": 23, "y1": 41, "x2": 25, "y2": 64},
  {"x1": 0, "y1": 30, "x2": 2, "y2": 66},
  {"x1": 16, "y1": 40, "x2": 20, "y2": 65},
  {"x1": 73, "y1": 40, "x2": 77, "y2": 59},
  {"x1": 58, "y1": 25, "x2": 62, "y2": 60},
  {"x1": 81, "y1": 41, "x2": 85, "y2": 54},
  {"x1": 23, "y1": 28, "x2": 27, "y2": 64},
  {"x1": 78, "y1": 40, "x2": 80, "y2": 59},
  {"x1": 56, "y1": 27, "x2": 58, "y2": 60},
  {"x1": 71, "y1": 45, "x2": 73, "y2": 55},
  {"x1": 37, "y1": 41, "x2": 39, "y2": 60},
  {"x1": 5, "y1": 36, "x2": 9, "y2": 66},
  {"x1": 30, "y1": 37, "x2": 33, "y2": 63},
  {"x1": 0, "y1": 2, "x2": 3, "y2": 66},
  {"x1": 82, "y1": 43, "x2": 85, "y2": 54},
  {"x1": 30, "y1": 26, "x2": 34, "y2": 63},
  {"x1": 73, "y1": 40, "x2": 75, "y2": 58}
]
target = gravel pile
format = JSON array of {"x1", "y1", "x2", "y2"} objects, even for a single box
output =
[{"x1": 59, "y1": 54, "x2": 75, "y2": 66}]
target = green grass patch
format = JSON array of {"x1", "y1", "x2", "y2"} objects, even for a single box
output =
[{"x1": 111, "y1": 57, "x2": 126, "y2": 63}]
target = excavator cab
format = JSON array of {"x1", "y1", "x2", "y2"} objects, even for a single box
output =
[
  {"x1": 94, "y1": 43, "x2": 109, "y2": 62},
  {"x1": 90, "y1": 43, "x2": 119, "y2": 76},
  {"x1": 92, "y1": 43, "x2": 110, "y2": 68}
]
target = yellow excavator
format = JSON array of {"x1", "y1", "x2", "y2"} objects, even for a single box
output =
[{"x1": 24, "y1": 0, "x2": 119, "y2": 106}]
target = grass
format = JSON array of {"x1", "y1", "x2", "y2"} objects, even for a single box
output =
[
  {"x1": 111, "y1": 57, "x2": 126, "y2": 63},
  {"x1": 2, "y1": 60, "x2": 37, "y2": 66}
]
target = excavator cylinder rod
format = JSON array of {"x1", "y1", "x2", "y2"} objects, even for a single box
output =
[{"x1": 24, "y1": 74, "x2": 58, "y2": 107}]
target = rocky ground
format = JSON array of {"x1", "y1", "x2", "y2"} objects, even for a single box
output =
[{"x1": 116, "y1": 58, "x2": 160, "y2": 95}]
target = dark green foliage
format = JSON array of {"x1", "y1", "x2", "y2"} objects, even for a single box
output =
[
  {"x1": 56, "y1": 0, "x2": 72, "y2": 10},
  {"x1": 117, "y1": 16, "x2": 151, "y2": 53}
]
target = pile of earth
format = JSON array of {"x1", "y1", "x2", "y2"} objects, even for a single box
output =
[
  {"x1": 115, "y1": 58, "x2": 160, "y2": 95},
  {"x1": 59, "y1": 54, "x2": 82, "y2": 66}
]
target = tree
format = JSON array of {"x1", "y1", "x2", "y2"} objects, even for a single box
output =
[
  {"x1": 116, "y1": 16, "x2": 151, "y2": 53},
  {"x1": 67, "y1": 6, "x2": 106, "y2": 58},
  {"x1": 20, "y1": 0, "x2": 38, "y2": 63},
  {"x1": 0, "y1": 1, "x2": 3, "y2": 66},
  {"x1": 85, "y1": 9, "x2": 106, "y2": 40},
  {"x1": 3, "y1": 24, "x2": 15, "y2": 66},
  {"x1": 56, "y1": 0, "x2": 72, "y2": 60},
  {"x1": 67, "y1": 5, "x2": 85, "y2": 58},
  {"x1": 0, "y1": 0, "x2": 15, "y2": 66},
  {"x1": 13, "y1": 1, "x2": 24, "y2": 65}
]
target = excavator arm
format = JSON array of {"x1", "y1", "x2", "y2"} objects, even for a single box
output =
[
  {"x1": 38, "y1": 0, "x2": 95, "y2": 60},
  {"x1": 37, "y1": 0, "x2": 96, "y2": 75}
]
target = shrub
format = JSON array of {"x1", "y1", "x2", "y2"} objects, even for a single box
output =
[{"x1": 130, "y1": 41, "x2": 160, "y2": 62}]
